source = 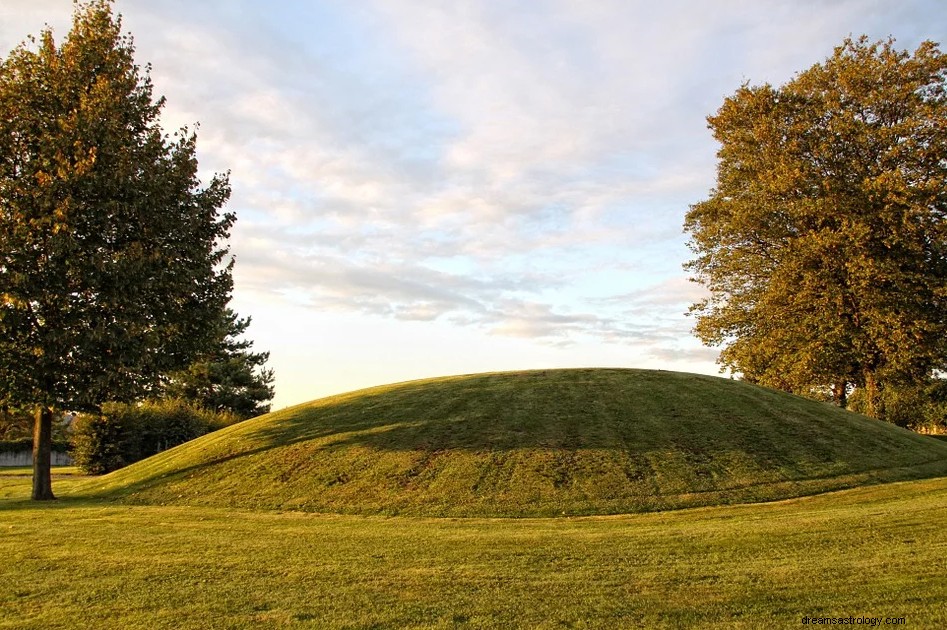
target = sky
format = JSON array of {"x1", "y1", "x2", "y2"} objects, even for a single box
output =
[{"x1": 2, "y1": 1, "x2": 945, "y2": 410}]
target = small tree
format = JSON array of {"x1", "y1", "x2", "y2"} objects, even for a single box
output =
[
  {"x1": 684, "y1": 37, "x2": 947, "y2": 419},
  {"x1": 161, "y1": 309, "x2": 275, "y2": 419},
  {"x1": 0, "y1": 1, "x2": 234, "y2": 498}
]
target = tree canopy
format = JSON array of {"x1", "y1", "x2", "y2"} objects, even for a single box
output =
[
  {"x1": 684, "y1": 36, "x2": 947, "y2": 419},
  {"x1": 0, "y1": 0, "x2": 235, "y2": 498}
]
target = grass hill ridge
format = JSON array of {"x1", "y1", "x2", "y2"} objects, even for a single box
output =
[{"x1": 77, "y1": 368, "x2": 947, "y2": 516}]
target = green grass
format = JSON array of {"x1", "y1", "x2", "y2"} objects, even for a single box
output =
[
  {"x1": 2, "y1": 472, "x2": 946, "y2": 628},
  {"x1": 0, "y1": 467, "x2": 80, "y2": 500},
  {"x1": 5, "y1": 370, "x2": 947, "y2": 627},
  {"x1": 75, "y1": 369, "x2": 947, "y2": 516}
]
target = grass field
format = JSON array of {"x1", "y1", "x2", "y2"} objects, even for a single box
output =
[
  {"x1": 2, "y1": 467, "x2": 946, "y2": 628},
  {"x1": 5, "y1": 370, "x2": 947, "y2": 628}
]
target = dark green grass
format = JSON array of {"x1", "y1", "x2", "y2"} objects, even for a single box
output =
[
  {"x1": 2, "y1": 473, "x2": 946, "y2": 629},
  {"x1": 74, "y1": 369, "x2": 947, "y2": 516}
]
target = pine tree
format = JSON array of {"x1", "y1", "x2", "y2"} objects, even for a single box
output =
[{"x1": 162, "y1": 309, "x2": 275, "y2": 419}]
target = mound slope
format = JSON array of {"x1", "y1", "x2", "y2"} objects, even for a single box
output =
[{"x1": 80, "y1": 369, "x2": 947, "y2": 516}]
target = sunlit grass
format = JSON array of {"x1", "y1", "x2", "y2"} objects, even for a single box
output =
[
  {"x1": 73, "y1": 369, "x2": 947, "y2": 516},
  {"x1": 5, "y1": 369, "x2": 946, "y2": 627},
  {"x1": 0, "y1": 467, "x2": 81, "y2": 500},
  {"x1": 2, "y1": 473, "x2": 946, "y2": 628}
]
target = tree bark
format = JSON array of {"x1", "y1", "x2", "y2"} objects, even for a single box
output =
[
  {"x1": 832, "y1": 381, "x2": 849, "y2": 408},
  {"x1": 32, "y1": 405, "x2": 56, "y2": 501},
  {"x1": 863, "y1": 371, "x2": 885, "y2": 421}
]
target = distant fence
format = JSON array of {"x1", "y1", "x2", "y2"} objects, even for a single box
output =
[{"x1": 0, "y1": 450, "x2": 73, "y2": 467}]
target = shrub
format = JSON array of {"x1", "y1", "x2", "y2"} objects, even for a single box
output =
[
  {"x1": 71, "y1": 400, "x2": 239, "y2": 474},
  {"x1": 0, "y1": 438, "x2": 34, "y2": 454},
  {"x1": 70, "y1": 411, "x2": 134, "y2": 474}
]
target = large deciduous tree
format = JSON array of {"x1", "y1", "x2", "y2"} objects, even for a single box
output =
[
  {"x1": 0, "y1": 1, "x2": 234, "y2": 499},
  {"x1": 684, "y1": 37, "x2": 947, "y2": 419}
]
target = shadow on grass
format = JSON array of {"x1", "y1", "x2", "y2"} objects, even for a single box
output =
[
  {"x1": 0, "y1": 468, "x2": 103, "y2": 512},
  {"x1": 31, "y1": 369, "x2": 947, "y2": 507},
  {"x1": 241, "y1": 369, "x2": 947, "y2": 465}
]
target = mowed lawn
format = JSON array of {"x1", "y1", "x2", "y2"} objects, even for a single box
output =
[
  {"x1": 71, "y1": 369, "x2": 947, "y2": 518},
  {"x1": 2, "y1": 468, "x2": 946, "y2": 629}
]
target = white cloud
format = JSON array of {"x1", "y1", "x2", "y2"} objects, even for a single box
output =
[{"x1": 3, "y1": 0, "x2": 943, "y2": 405}]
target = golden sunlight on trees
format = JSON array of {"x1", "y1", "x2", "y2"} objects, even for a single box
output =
[
  {"x1": 684, "y1": 36, "x2": 947, "y2": 420},
  {"x1": 0, "y1": 1, "x2": 235, "y2": 499}
]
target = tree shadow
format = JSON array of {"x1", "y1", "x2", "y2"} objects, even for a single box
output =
[{"x1": 29, "y1": 369, "x2": 947, "y2": 504}]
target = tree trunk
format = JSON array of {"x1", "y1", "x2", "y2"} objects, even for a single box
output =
[
  {"x1": 832, "y1": 381, "x2": 848, "y2": 408},
  {"x1": 32, "y1": 405, "x2": 56, "y2": 501},
  {"x1": 863, "y1": 371, "x2": 885, "y2": 421}
]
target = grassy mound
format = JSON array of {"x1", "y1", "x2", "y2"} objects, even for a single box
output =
[{"x1": 77, "y1": 369, "x2": 947, "y2": 516}]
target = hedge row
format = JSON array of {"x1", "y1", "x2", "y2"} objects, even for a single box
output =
[
  {"x1": 0, "y1": 439, "x2": 70, "y2": 454},
  {"x1": 71, "y1": 400, "x2": 239, "y2": 474}
]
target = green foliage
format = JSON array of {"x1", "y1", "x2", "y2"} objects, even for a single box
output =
[
  {"x1": 0, "y1": 438, "x2": 69, "y2": 454},
  {"x1": 684, "y1": 36, "x2": 947, "y2": 419},
  {"x1": 0, "y1": 407, "x2": 34, "y2": 440},
  {"x1": 0, "y1": 0, "x2": 235, "y2": 409},
  {"x1": 70, "y1": 409, "x2": 132, "y2": 474},
  {"x1": 0, "y1": 438, "x2": 33, "y2": 453},
  {"x1": 71, "y1": 399, "x2": 237, "y2": 474},
  {"x1": 75, "y1": 369, "x2": 947, "y2": 516},
  {"x1": 161, "y1": 309, "x2": 274, "y2": 419},
  {"x1": 848, "y1": 378, "x2": 947, "y2": 433},
  {"x1": 0, "y1": 1, "x2": 235, "y2": 497},
  {"x1": 1, "y1": 406, "x2": 73, "y2": 444}
]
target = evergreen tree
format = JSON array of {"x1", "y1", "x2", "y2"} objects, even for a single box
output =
[{"x1": 162, "y1": 309, "x2": 275, "y2": 419}]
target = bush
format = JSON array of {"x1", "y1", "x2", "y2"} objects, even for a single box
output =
[
  {"x1": 0, "y1": 438, "x2": 69, "y2": 453},
  {"x1": 70, "y1": 412, "x2": 133, "y2": 474},
  {"x1": 0, "y1": 438, "x2": 34, "y2": 453},
  {"x1": 71, "y1": 400, "x2": 239, "y2": 474}
]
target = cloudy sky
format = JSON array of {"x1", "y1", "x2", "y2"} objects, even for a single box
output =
[{"x1": 2, "y1": 1, "x2": 944, "y2": 409}]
